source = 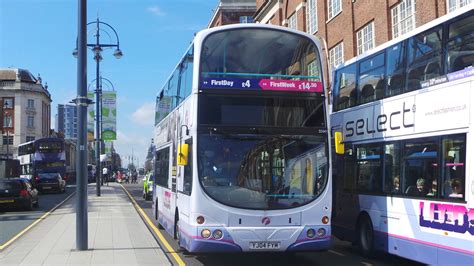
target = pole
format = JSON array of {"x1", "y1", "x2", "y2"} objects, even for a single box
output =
[
  {"x1": 6, "y1": 127, "x2": 9, "y2": 159},
  {"x1": 76, "y1": 0, "x2": 88, "y2": 250},
  {"x1": 95, "y1": 18, "x2": 101, "y2": 196}
]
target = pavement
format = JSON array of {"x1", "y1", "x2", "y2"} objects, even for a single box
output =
[{"x1": 0, "y1": 183, "x2": 171, "y2": 266}]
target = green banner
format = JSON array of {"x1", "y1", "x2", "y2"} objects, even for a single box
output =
[
  {"x1": 87, "y1": 92, "x2": 95, "y2": 141},
  {"x1": 102, "y1": 91, "x2": 117, "y2": 141}
]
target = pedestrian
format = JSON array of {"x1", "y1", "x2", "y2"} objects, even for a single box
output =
[{"x1": 102, "y1": 167, "x2": 109, "y2": 186}]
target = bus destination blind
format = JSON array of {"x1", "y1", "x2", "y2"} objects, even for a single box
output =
[{"x1": 200, "y1": 77, "x2": 322, "y2": 93}]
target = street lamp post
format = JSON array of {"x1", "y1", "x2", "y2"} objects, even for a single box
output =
[
  {"x1": 73, "y1": 18, "x2": 123, "y2": 196},
  {"x1": 3, "y1": 101, "x2": 10, "y2": 159}
]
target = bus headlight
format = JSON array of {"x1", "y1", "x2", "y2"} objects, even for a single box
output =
[
  {"x1": 317, "y1": 228, "x2": 326, "y2": 237},
  {"x1": 212, "y1": 229, "x2": 223, "y2": 239},
  {"x1": 201, "y1": 229, "x2": 211, "y2": 238},
  {"x1": 306, "y1": 228, "x2": 316, "y2": 238}
]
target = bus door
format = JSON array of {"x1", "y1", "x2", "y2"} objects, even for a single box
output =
[
  {"x1": 334, "y1": 141, "x2": 362, "y2": 241},
  {"x1": 176, "y1": 138, "x2": 193, "y2": 223}
]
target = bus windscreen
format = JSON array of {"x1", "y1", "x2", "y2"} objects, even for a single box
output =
[{"x1": 200, "y1": 28, "x2": 322, "y2": 92}]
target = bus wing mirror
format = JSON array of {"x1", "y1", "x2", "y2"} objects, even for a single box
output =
[
  {"x1": 334, "y1": 132, "x2": 344, "y2": 155},
  {"x1": 177, "y1": 144, "x2": 189, "y2": 166}
]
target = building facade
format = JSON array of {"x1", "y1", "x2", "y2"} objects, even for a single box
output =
[
  {"x1": 0, "y1": 68, "x2": 52, "y2": 158},
  {"x1": 208, "y1": 0, "x2": 257, "y2": 27},
  {"x1": 254, "y1": 0, "x2": 472, "y2": 77},
  {"x1": 57, "y1": 104, "x2": 78, "y2": 139}
]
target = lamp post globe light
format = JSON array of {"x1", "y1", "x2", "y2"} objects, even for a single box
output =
[{"x1": 73, "y1": 18, "x2": 123, "y2": 196}]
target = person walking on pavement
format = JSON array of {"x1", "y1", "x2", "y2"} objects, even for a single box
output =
[{"x1": 102, "y1": 167, "x2": 109, "y2": 186}]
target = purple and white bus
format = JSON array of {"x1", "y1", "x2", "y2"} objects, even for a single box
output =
[
  {"x1": 18, "y1": 137, "x2": 66, "y2": 185},
  {"x1": 152, "y1": 23, "x2": 332, "y2": 253},
  {"x1": 330, "y1": 6, "x2": 474, "y2": 265}
]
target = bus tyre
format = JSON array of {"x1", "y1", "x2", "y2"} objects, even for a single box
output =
[
  {"x1": 358, "y1": 216, "x2": 375, "y2": 257},
  {"x1": 175, "y1": 219, "x2": 187, "y2": 253}
]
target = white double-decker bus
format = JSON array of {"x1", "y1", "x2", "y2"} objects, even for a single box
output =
[
  {"x1": 330, "y1": 6, "x2": 474, "y2": 265},
  {"x1": 151, "y1": 23, "x2": 332, "y2": 253}
]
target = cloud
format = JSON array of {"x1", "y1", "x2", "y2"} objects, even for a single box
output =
[
  {"x1": 147, "y1": 6, "x2": 165, "y2": 16},
  {"x1": 130, "y1": 102, "x2": 155, "y2": 126},
  {"x1": 114, "y1": 130, "x2": 150, "y2": 167},
  {"x1": 115, "y1": 130, "x2": 148, "y2": 147}
]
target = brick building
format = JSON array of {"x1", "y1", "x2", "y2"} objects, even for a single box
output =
[
  {"x1": 254, "y1": 0, "x2": 472, "y2": 75},
  {"x1": 209, "y1": 0, "x2": 256, "y2": 28}
]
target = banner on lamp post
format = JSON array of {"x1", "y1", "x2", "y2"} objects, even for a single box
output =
[
  {"x1": 87, "y1": 92, "x2": 95, "y2": 141},
  {"x1": 102, "y1": 91, "x2": 117, "y2": 141}
]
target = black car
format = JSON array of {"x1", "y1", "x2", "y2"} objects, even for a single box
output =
[
  {"x1": 36, "y1": 173, "x2": 66, "y2": 193},
  {"x1": 0, "y1": 178, "x2": 39, "y2": 211}
]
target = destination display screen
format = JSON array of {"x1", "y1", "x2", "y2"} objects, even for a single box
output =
[{"x1": 200, "y1": 77, "x2": 322, "y2": 93}]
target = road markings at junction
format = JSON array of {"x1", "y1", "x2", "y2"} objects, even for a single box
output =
[
  {"x1": 120, "y1": 184, "x2": 185, "y2": 266},
  {"x1": 0, "y1": 192, "x2": 76, "y2": 251}
]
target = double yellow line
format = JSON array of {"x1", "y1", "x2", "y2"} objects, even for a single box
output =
[
  {"x1": 120, "y1": 184, "x2": 185, "y2": 266},
  {"x1": 0, "y1": 192, "x2": 75, "y2": 251}
]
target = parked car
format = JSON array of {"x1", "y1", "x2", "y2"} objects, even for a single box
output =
[
  {"x1": 36, "y1": 173, "x2": 66, "y2": 193},
  {"x1": 0, "y1": 178, "x2": 39, "y2": 211}
]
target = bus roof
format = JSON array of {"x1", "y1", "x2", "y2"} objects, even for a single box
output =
[
  {"x1": 155, "y1": 23, "x2": 326, "y2": 99},
  {"x1": 18, "y1": 137, "x2": 64, "y2": 147}
]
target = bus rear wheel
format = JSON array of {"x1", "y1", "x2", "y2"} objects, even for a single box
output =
[{"x1": 358, "y1": 215, "x2": 375, "y2": 257}]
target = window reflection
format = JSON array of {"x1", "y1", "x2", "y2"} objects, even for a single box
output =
[{"x1": 198, "y1": 134, "x2": 328, "y2": 210}]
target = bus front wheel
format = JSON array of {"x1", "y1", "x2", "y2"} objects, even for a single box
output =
[{"x1": 358, "y1": 215, "x2": 374, "y2": 257}]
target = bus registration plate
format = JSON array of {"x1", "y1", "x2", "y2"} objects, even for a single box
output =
[{"x1": 249, "y1": 241, "x2": 280, "y2": 250}]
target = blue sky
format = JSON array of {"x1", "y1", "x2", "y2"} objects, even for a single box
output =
[{"x1": 0, "y1": 0, "x2": 216, "y2": 166}]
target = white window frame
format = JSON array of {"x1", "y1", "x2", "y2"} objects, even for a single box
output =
[
  {"x1": 329, "y1": 42, "x2": 344, "y2": 73},
  {"x1": 391, "y1": 0, "x2": 416, "y2": 39},
  {"x1": 307, "y1": 60, "x2": 319, "y2": 81},
  {"x1": 239, "y1": 16, "x2": 253, "y2": 23},
  {"x1": 306, "y1": 0, "x2": 318, "y2": 34},
  {"x1": 447, "y1": 0, "x2": 473, "y2": 12},
  {"x1": 357, "y1": 21, "x2": 375, "y2": 55},
  {"x1": 328, "y1": 0, "x2": 342, "y2": 20},
  {"x1": 288, "y1": 12, "x2": 297, "y2": 30}
]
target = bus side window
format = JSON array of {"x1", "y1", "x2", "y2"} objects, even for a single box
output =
[
  {"x1": 334, "y1": 64, "x2": 357, "y2": 111},
  {"x1": 155, "y1": 147, "x2": 170, "y2": 188},
  {"x1": 386, "y1": 42, "x2": 407, "y2": 97},
  {"x1": 355, "y1": 144, "x2": 382, "y2": 194},
  {"x1": 406, "y1": 26, "x2": 443, "y2": 92},
  {"x1": 358, "y1": 53, "x2": 384, "y2": 104},
  {"x1": 383, "y1": 143, "x2": 401, "y2": 194},
  {"x1": 183, "y1": 138, "x2": 193, "y2": 195},
  {"x1": 402, "y1": 138, "x2": 439, "y2": 198},
  {"x1": 441, "y1": 135, "x2": 466, "y2": 200},
  {"x1": 447, "y1": 13, "x2": 474, "y2": 73}
]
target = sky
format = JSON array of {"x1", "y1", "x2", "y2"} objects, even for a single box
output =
[{"x1": 0, "y1": 0, "x2": 217, "y2": 167}]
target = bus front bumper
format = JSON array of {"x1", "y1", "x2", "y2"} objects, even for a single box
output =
[{"x1": 180, "y1": 225, "x2": 331, "y2": 253}]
